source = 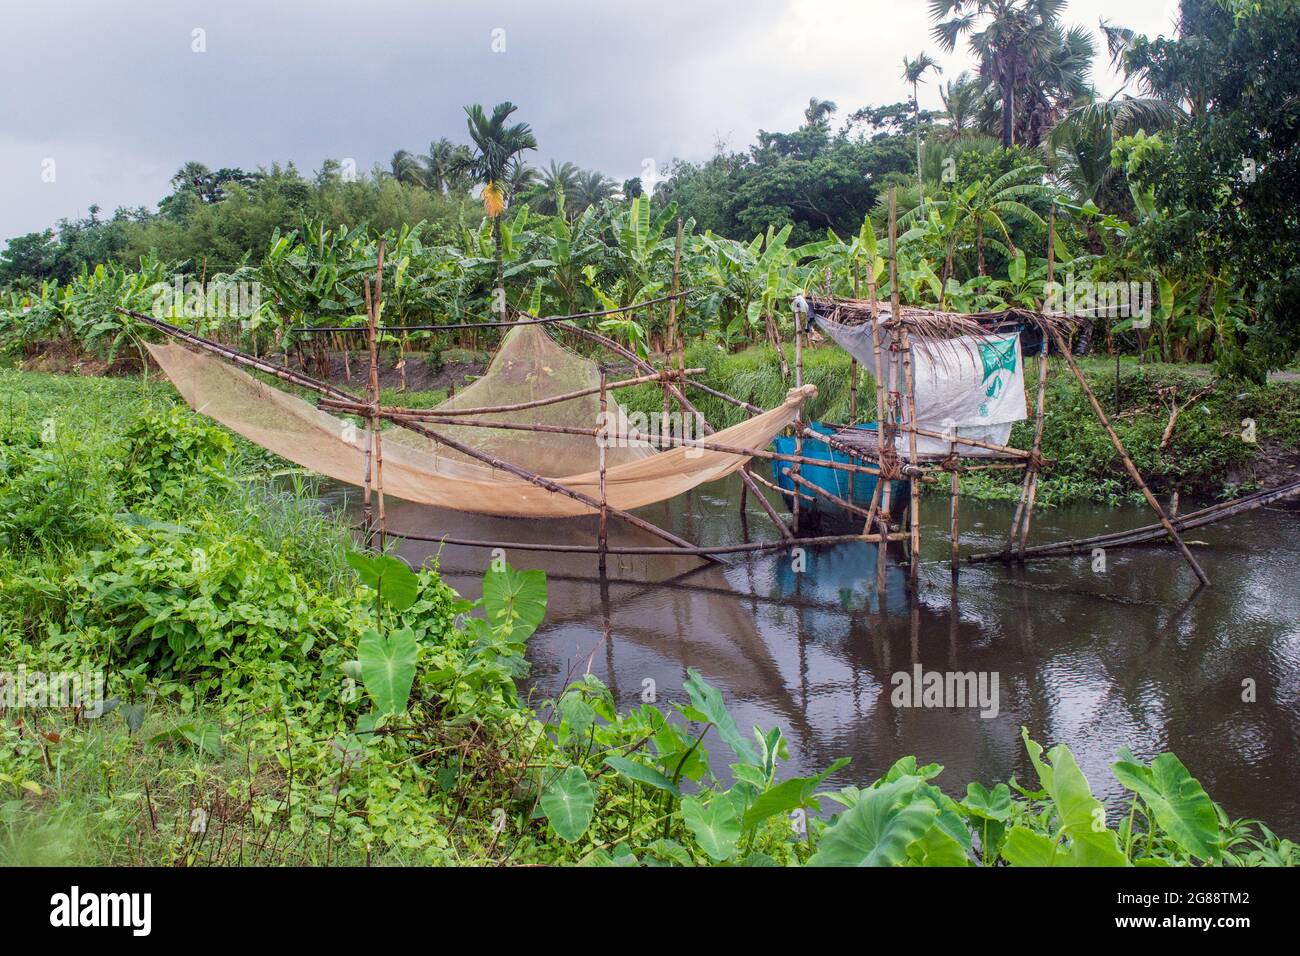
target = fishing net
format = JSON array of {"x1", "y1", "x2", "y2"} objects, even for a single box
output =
[{"x1": 146, "y1": 323, "x2": 812, "y2": 518}]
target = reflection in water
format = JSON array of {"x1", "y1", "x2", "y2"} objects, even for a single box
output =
[{"x1": 323, "y1": 475, "x2": 1300, "y2": 836}]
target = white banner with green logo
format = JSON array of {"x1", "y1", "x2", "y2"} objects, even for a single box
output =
[
  {"x1": 809, "y1": 313, "x2": 1027, "y2": 457},
  {"x1": 901, "y1": 333, "x2": 1026, "y2": 456}
]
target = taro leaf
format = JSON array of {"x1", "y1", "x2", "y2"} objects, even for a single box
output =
[
  {"x1": 540, "y1": 765, "x2": 595, "y2": 842},
  {"x1": 358, "y1": 627, "x2": 418, "y2": 716},
  {"x1": 681, "y1": 794, "x2": 742, "y2": 862},
  {"x1": 741, "y1": 757, "x2": 850, "y2": 831},
  {"x1": 1111, "y1": 749, "x2": 1222, "y2": 862},
  {"x1": 482, "y1": 565, "x2": 548, "y2": 640},
  {"x1": 346, "y1": 551, "x2": 419, "y2": 612},
  {"x1": 603, "y1": 756, "x2": 681, "y2": 797},
  {"x1": 1021, "y1": 727, "x2": 1128, "y2": 866},
  {"x1": 557, "y1": 691, "x2": 596, "y2": 740},
  {"x1": 644, "y1": 839, "x2": 693, "y2": 867},
  {"x1": 961, "y1": 782, "x2": 1012, "y2": 822},
  {"x1": 682, "y1": 668, "x2": 757, "y2": 765},
  {"x1": 1001, "y1": 826, "x2": 1060, "y2": 866},
  {"x1": 907, "y1": 821, "x2": 971, "y2": 866},
  {"x1": 122, "y1": 702, "x2": 147, "y2": 733},
  {"x1": 151, "y1": 722, "x2": 221, "y2": 756},
  {"x1": 808, "y1": 777, "x2": 939, "y2": 867}
]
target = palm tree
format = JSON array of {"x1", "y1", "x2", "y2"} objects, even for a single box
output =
[
  {"x1": 526, "y1": 160, "x2": 581, "y2": 215},
  {"x1": 571, "y1": 169, "x2": 616, "y2": 212},
  {"x1": 504, "y1": 159, "x2": 539, "y2": 202},
  {"x1": 902, "y1": 52, "x2": 943, "y2": 200},
  {"x1": 939, "y1": 71, "x2": 982, "y2": 140},
  {"x1": 929, "y1": 0, "x2": 1090, "y2": 149},
  {"x1": 463, "y1": 101, "x2": 539, "y2": 291},
  {"x1": 803, "y1": 97, "x2": 838, "y2": 129},
  {"x1": 423, "y1": 138, "x2": 472, "y2": 194},
  {"x1": 389, "y1": 150, "x2": 427, "y2": 187}
]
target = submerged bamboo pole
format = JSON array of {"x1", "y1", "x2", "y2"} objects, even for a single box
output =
[
  {"x1": 1045, "y1": 324, "x2": 1211, "y2": 586},
  {"x1": 949, "y1": 437, "x2": 960, "y2": 574},
  {"x1": 969, "y1": 478, "x2": 1300, "y2": 561}
]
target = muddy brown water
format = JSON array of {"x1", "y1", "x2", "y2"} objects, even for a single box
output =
[{"x1": 323, "y1": 476, "x2": 1300, "y2": 836}]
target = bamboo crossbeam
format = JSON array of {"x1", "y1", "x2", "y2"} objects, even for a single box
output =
[
  {"x1": 293, "y1": 290, "x2": 692, "y2": 334},
  {"x1": 318, "y1": 368, "x2": 705, "y2": 419},
  {"x1": 116, "y1": 308, "x2": 355, "y2": 401},
  {"x1": 782, "y1": 467, "x2": 873, "y2": 522},
  {"x1": 906, "y1": 425, "x2": 1033, "y2": 459},
  {"x1": 381, "y1": 530, "x2": 907, "y2": 555},
  {"x1": 561, "y1": 321, "x2": 794, "y2": 540},
  {"x1": 319, "y1": 405, "x2": 891, "y2": 478},
  {"x1": 371, "y1": 412, "x2": 720, "y2": 562}
]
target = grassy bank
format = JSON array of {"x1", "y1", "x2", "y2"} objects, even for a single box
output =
[{"x1": 1, "y1": 369, "x2": 1295, "y2": 866}]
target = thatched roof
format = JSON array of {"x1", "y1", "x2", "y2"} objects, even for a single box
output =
[{"x1": 805, "y1": 294, "x2": 1083, "y2": 341}]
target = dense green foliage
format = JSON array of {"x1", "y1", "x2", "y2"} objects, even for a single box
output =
[
  {"x1": 1, "y1": 370, "x2": 1296, "y2": 865},
  {"x1": 2, "y1": 2, "x2": 1296, "y2": 375}
]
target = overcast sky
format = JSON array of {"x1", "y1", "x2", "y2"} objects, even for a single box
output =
[{"x1": 0, "y1": 0, "x2": 1182, "y2": 244}]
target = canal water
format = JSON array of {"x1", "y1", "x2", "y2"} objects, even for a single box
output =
[{"x1": 325, "y1": 477, "x2": 1300, "y2": 836}]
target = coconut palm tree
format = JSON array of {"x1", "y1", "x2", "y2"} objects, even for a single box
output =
[
  {"x1": 504, "y1": 159, "x2": 539, "y2": 202},
  {"x1": 571, "y1": 169, "x2": 617, "y2": 212},
  {"x1": 389, "y1": 150, "x2": 427, "y2": 187},
  {"x1": 803, "y1": 97, "x2": 838, "y2": 129},
  {"x1": 902, "y1": 52, "x2": 943, "y2": 200},
  {"x1": 525, "y1": 160, "x2": 581, "y2": 215},
  {"x1": 423, "y1": 138, "x2": 473, "y2": 194},
  {"x1": 939, "y1": 71, "x2": 982, "y2": 140},
  {"x1": 929, "y1": 0, "x2": 1090, "y2": 148},
  {"x1": 462, "y1": 101, "x2": 539, "y2": 291}
]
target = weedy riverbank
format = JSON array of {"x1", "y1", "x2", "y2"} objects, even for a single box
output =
[{"x1": 0, "y1": 369, "x2": 1295, "y2": 866}]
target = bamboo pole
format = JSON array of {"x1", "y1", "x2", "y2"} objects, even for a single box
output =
[
  {"x1": 1004, "y1": 205, "x2": 1055, "y2": 560},
  {"x1": 371, "y1": 241, "x2": 387, "y2": 549},
  {"x1": 361, "y1": 282, "x2": 375, "y2": 545},
  {"x1": 561, "y1": 320, "x2": 793, "y2": 539},
  {"x1": 383, "y1": 530, "x2": 906, "y2": 556},
  {"x1": 888, "y1": 188, "x2": 924, "y2": 586},
  {"x1": 1046, "y1": 324, "x2": 1211, "y2": 586},
  {"x1": 792, "y1": 303, "x2": 804, "y2": 534},
  {"x1": 663, "y1": 218, "x2": 684, "y2": 438},
  {"x1": 598, "y1": 368, "x2": 608, "y2": 575},
  {"x1": 949, "y1": 437, "x2": 960, "y2": 574},
  {"x1": 381, "y1": 414, "x2": 721, "y2": 562},
  {"x1": 781, "y1": 468, "x2": 913, "y2": 532},
  {"x1": 318, "y1": 406, "x2": 887, "y2": 477},
  {"x1": 334, "y1": 368, "x2": 703, "y2": 419},
  {"x1": 968, "y1": 478, "x2": 1300, "y2": 561},
  {"x1": 295, "y1": 290, "x2": 692, "y2": 334}
]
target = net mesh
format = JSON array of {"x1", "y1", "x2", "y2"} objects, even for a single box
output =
[{"x1": 146, "y1": 325, "x2": 812, "y2": 519}]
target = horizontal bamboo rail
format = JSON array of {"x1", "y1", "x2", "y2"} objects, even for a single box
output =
[
  {"x1": 382, "y1": 529, "x2": 907, "y2": 555},
  {"x1": 322, "y1": 367, "x2": 705, "y2": 418},
  {"x1": 292, "y1": 290, "x2": 692, "y2": 334}
]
